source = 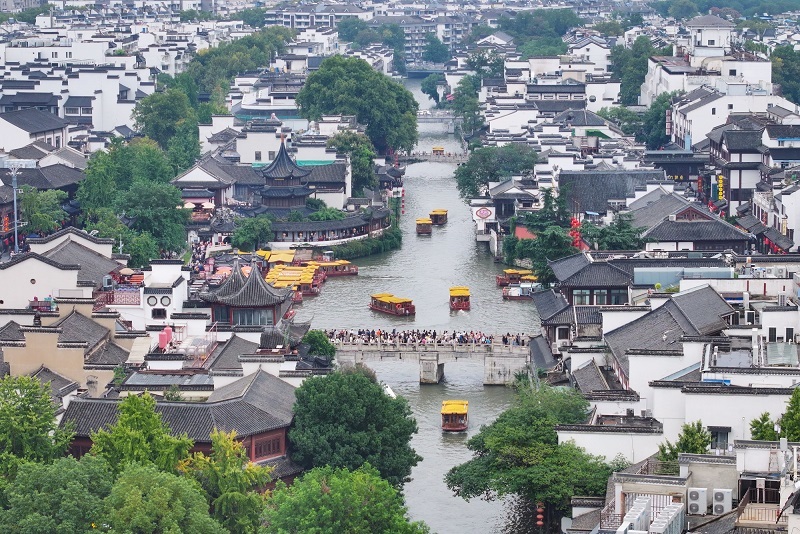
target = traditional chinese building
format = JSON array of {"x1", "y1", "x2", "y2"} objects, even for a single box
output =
[{"x1": 259, "y1": 140, "x2": 313, "y2": 213}]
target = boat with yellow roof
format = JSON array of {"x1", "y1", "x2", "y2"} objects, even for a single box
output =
[
  {"x1": 496, "y1": 268, "x2": 534, "y2": 287},
  {"x1": 441, "y1": 400, "x2": 468, "y2": 432},
  {"x1": 449, "y1": 286, "x2": 470, "y2": 311},
  {"x1": 369, "y1": 293, "x2": 416, "y2": 316},
  {"x1": 429, "y1": 209, "x2": 448, "y2": 225},
  {"x1": 416, "y1": 217, "x2": 432, "y2": 235},
  {"x1": 305, "y1": 259, "x2": 359, "y2": 276}
]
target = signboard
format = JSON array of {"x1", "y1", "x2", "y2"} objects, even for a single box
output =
[
  {"x1": 717, "y1": 175, "x2": 725, "y2": 200},
  {"x1": 475, "y1": 207, "x2": 492, "y2": 219}
]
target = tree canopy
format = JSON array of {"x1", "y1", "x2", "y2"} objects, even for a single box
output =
[
  {"x1": 610, "y1": 36, "x2": 671, "y2": 106},
  {"x1": 581, "y1": 213, "x2": 646, "y2": 250},
  {"x1": 657, "y1": 421, "x2": 711, "y2": 462},
  {"x1": 179, "y1": 430, "x2": 271, "y2": 534},
  {"x1": 0, "y1": 375, "x2": 73, "y2": 475},
  {"x1": 231, "y1": 215, "x2": 273, "y2": 252},
  {"x1": 289, "y1": 366, "x2": 421, "y2": 487},
  {"x1": 103, "y1": 464, "x2": 225, "y2": 533},
  {"x1": 455, "y1": 144, "x2": 538, "y2": 198},
  {"x1": 90, "y1": 392, "x2": 193, "y2": 475},
  {"x1": 326, "y1": 131, "x2": 378, "y2": 195},
  {"x1": 450, "y1": 75, "x2": 484, "y2": 136},
  {"x1": 0, "y1": 455, "x2": 114, "y2": 533},
  {"x1": 772, "y1": 46, "x2": 800, "y2": 106},
  {"x1": 302, "y1": 330, "x2": 336, "y2": 358},
  {"x1": 445, "y1": 384, "x2": 610, "y2": 513},
  {"x1": 296, "y1": 56, "x2": 418, "y2": 153},
  {"x1": 421, "y1": 74, "x2": 444, "y2": 104},
  {"x1": 133, "y1": 89, "x2": 197, "y2": 150},
  {"x1": 116, "y1": 180, "x2": 189, "y2": 253},
  {"x1": 19, "y1": 186, "x2": 67, "y2": 236},
  {"x1": 423, "y1": 33, "x2": 450, "y2": 63},
  {"x1": 261, "y1": 464, "x2": 430, "y2": 534}
]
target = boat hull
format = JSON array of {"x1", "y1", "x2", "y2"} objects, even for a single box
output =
[
  {"x1": 502, "y1": 295, "x2": 532, "y2": 300},
  {"x1": 369, "y1": 304, "x2": 415, "y2": 316},
  {"x1": 450, "y1": 303, "x2": 471, "y2": 311},
  {"x1": 442, "y1": 423, "x2": 468, "y2": 432}
]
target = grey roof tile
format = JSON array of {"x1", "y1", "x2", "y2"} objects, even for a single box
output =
[
  {"x1": 559, "y1": 263, "x2": 632, "y2": 287},
  {"x1": 0, "y1": 108, "x2": 68, "y2": 133}
]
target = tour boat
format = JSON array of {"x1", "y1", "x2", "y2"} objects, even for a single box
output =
[
  {"x1": 449, "y1": 286, "x2": 471, "y2": 311},
  {"x1": 416, "y1": 217, "x2": 432, "y2": 235},
  {"x1": 502, "y1": 281, "x2": 540, "y2": 300},
  {"x1": 441, "y1": 400, "x2": 469, "y2": 432},
  {"x1": 432, "y1": 146, "x2": 445, "y2": 155},
  {"x1": 429, "y1": 209, "x2": 448, "y2": 225},
  {"x1": 307, "y1": 259, "x2": 359, "y2": 276},
  {"x1": 369, "y1": 293, "x2": 416, "y2": 316},
  {"x1": 495, "y1": 268, "x2": 534, "y2": 287}
]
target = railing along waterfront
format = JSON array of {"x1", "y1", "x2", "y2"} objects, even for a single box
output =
[{"x1": 333, "y1": 338, "x2": 527, "y2": 353}]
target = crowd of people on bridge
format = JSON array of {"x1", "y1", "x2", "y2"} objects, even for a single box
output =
[{"x1": 325, "y1": 329, "x2": 528, "y2": 347}]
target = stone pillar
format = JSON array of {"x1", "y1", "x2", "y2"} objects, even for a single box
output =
[{"x1": 419, "y1": 355, "x2": 444, "y2": 384}]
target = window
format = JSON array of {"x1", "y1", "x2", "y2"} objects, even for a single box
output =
[
  {"x1": 787, "y1": 328, "x2": 795, "y2": 342},
  {"x1": 769, "y1": 327, "x2": 777, "y2": 342},
  {"x1": 779, "y1": 140, "x2": 786, "y2": 147},
  {"x1": 708, "y1": 39, "x2": 715, "y2": 46},
  {"x1": 557, "y1": 327, "x2": 570, "y2": 340},
  {"x1": 709, "y1": 427, "x2": 729, "y2": 450},
  {"x1": 728, "y1": 103, "x2": 733, "y2": 110},
  {"x1": 609, "y1": 289, "x2": 628, "y2": 305},
  {"x1": 711, "y1": 108, "x2": 716, "y2": 115},
  {"x1": 66, "y1": 51, "x2": 72, "y2": 59},
  {"x1": 573, "y1": 289, "x2": 590, "y2": 305},
  {"x1": 729, "y1": 69, "x2": 736, "y2": 76},
  {"x1": 81, "y1": 107, "x2": 92, "y2": 115},
  {"x1": 254, "y1": 437, "x2": 281, "y2": 458},
  {"x1": 255, "y1": 151, "x2": 262, "y2": 161},
  {"x1": 593, "y1": 289, "x2": 608, "y2": 305},
  {"x1": 51, "y1": 51, "x2": 57, "y2": 58},
  {"x1": 65, "y1": 107, "x2": 79, "y2": 115},
  {"x1": 151, "y1": 308, "x2": 167, "y2": 319},
  {"x1": 232, "y1": 308, "x2": 273, "y2": 326},
  {"x1": 268, "y1": 151, "x2": 276, "y2": 160}
]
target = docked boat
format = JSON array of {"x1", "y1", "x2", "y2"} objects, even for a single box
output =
[
  {"x1": 496, "y1": 268, "x2": 534, "y2": 287},
  {"x1": 449, "y1": 286, "x2": 471, "y2": 311},
  {"x1": 502, "y1": 280, "x2": 540, "y2": 300},
  {"x1": 429, "y1": 209, "x2": 448, "y2": 225},
  {"x1": 307, "y1": 259, "x2": 359, "y2": 276},
  {"x1": 369, "y1": 293, "x2": 416, "y2": 316},
  {"x1": 441, "y1": 400, "x2": 468, "y2": 432},
  {"x1": 416, "y1": 217, "x2": 432, "y2": 235}
]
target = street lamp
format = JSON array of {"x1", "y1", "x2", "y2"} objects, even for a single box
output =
[{"x1": 8, "y1": 161, "x2": 22, "y2": 255}]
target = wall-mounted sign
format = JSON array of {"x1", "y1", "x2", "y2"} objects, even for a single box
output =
[
  {"x1": 717, "y1": 175, "x2": 725, "y2": 200},
  {"x1": 475, "y1": 207, "x2": 492, "y2": 219}
]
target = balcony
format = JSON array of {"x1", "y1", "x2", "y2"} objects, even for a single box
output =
[
  {"x1": 93, "y1": 287, "x2": 141, "y2": 310},
  {"x1": 735, "y1": 488, "x2": 786, "y2": 529}
]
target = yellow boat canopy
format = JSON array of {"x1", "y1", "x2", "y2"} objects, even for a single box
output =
[
  {"x1": 416, "y1": 218, "x2": 432, "y2": 224},
  {"x1": 521, "y1": 275, "x2": 538, "y2": 282},
  {"x1": 268, "y1": 250, "x2": 296, "y2": 263},
  {"x1": 371, "y1": 293, "x2": 412, "y2": 304},
  {"x1": 503, "y1": 269, "x2": 533, "y2": 275},
  {"x1": 449, "y1": 286, "x2": 470, "y2": 297},
  {"x1": 430, "y1": 209, "x2": 448, "y2": 215},
  {"x1": 441, "y1": 400, "x2": 468, "y2": 415},
  {"x1": 255, "y1": 249, "x2": 271, "y2": 258}
]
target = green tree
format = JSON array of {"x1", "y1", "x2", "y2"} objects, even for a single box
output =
[
  {"x1": 455, "y1": 144, "x2": 538, "y2": 198},
  {"x1": 445, "y1": 385, "x2": 610, "y2": 513},
  {"x1": 779, "y1": 388, "x2": 800, "y2": 441},
  {"x1": 657, "y1": 421, "x2": 711, "y2": 462},
  {"x1": 289, "y1": 367, "x2": 421, "y2": 487},
  {"x1": 772, "y1": 46, "x2": 800, "y2": 105},
  {"x1": 522, "y1": 186, "x2": 571, "y2": 232},
  {"x1": 422, "y1": 33, "x2": 450, "y2": 63},
  {"x1": 90, "y1": 392, "x2": 193, "y2": 475},
  {"x1": 326, "y1": 131, "x2": 378, "y2": 195},
  {"x1": 307, "y1": 207, "x2": 345, "y2": 221},
  {"x1": 519, "y1": 37, "x2": 568, "y2": 58},
  {"x1": 117, "y1": 180, "x2": 188, "y2": 253},
  {"x1": 593, "y1": 20, "x2": 624, "y2": 36},
  {"x1": 179, "y1": 430, "x2": 271, "y2": 534},
  {"x1": 0, "y1": 455, "x2": 114, "y2": 533},
  {"x1": 167, "y1": 120, "x2": 201, "y2": 174},
  {"x1": 103, "y1": 464, "x2": 225, "y2": 533},
  {"x1": 338, "y1": 18, "x2": 368, "y2": 42},
  {"x1": 451, "y1": 75, "x2": 484, "y2": 135},
  {"x1": 133, "y1": 89, "x2": 197, "y2": 149},
  {"x1": 302, "y1": 330, "x2": 336, "y2": 358},
  {"x1": 0, "y1": 375, "x2": 74, "y2": 475},
  {"x1": 668, "y1": 0, "x2": 698, "y2": 19},
  {"x1": 179, "y1": 9, "x2": 216, "y2": 22},
  {"x1": 581, "y1": 213, "x2": 646, "y2": 250},
  {"x1": 465, "y1": 51, "x2": 504, "y2": 80},
  {"x1": 421, "y1": 73, "x2": 443, "y2": 104},
  {"x1": 286, "y1": 210, "x2": 305, "y2": 222},
  {"x1": 516, "y1": 226, "x2": 577, "y2": 284},
  {"x1": 231, "y1": 215, "x2": 273, "y2": 252},
  {"x1": 597, "y1": 106, "x2": 643, "y2": 137},
  {"x1": 262, "y1": 464, "x2": 429, "y2": 534},
  {"x1": 19, "y1": 186, "x2": 67, "y2": 235},
  {"x1": 296, "y1": 56, "x2": 418, "y2": 153},
  {"x1": 82, "y1": 208, "x2": 159, "y2": 268},
  {"x1": 236, "y1": 7, "x2": 266, "y2": 27},
  {"x1": 642, "y1": 91, "x2": 678, "y2": 149},
  {"x1": 610, "y1": 36, "x2": 670, "y2": 106},
  {"x1": 750, "y1": 412, "x2": 778, "y2": 441}
]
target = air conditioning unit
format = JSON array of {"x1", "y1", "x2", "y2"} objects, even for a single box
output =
[
  {"x1": 687, "y1": 487, "x2": 707, "y2": 515},
  {"x1": 102, "y1": 275, "x2": 114, "y2": 291},
  {"x1": 649, "y1": 520, "x2": 668, "y2": 534},
  {"x1": 712, "y1": 489, "x2": 733, "y2": 515},
  {"x1": 776, "y1": 267, "x2": 787, "y2": 278}
]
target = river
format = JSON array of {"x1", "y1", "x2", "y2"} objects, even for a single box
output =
[{"x1": 294, "y1": 79, "x2": 541, "y2": 533}]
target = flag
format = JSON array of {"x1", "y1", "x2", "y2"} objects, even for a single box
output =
[{"x1": 446, "y1": 94, "x2": 454, "y2": 101}]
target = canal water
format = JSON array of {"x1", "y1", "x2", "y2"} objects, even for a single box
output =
[{"x1": 293, "y1": 79, "x2": 541, "y2": 533}]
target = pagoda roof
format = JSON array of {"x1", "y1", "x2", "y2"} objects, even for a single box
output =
[
  {"x1": 261, "y1": 141, "x2": 311, "y2": 180},
  {"x1": 200, "y1": 261, "x2": 290, "y2": 307}
]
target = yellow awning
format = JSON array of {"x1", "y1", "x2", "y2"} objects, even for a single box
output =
[
  {"x1": 269, "y1": 251, "x2": 296, "y2": 263},
  {"x1": 503, "y1": 269, "x2": 533, "y2": 275},
  {"x1": 430, "y1": 209, "x2": 448, "y2": 215},
  {"x1": 449, "y1": 286, "x2": 470, "y2": 297},
  {"x1": 441, "y1": 400, "x2": 468, "y2": 415},
  {"x1": 416, "y1": 218, "x2": 432, "y2": 224}
]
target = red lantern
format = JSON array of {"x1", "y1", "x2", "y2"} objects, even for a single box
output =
[{"x1": 536, "y1": 521, "x2": 544, "y2": 526}]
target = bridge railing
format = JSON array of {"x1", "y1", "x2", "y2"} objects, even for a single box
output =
[{"x1": 333, "y1": 339, "x2": 527, "y2": 353}]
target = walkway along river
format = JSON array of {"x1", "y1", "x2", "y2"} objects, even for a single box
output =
[{"x1": 292, "y1": 79, "x2": 542, "y2": 533}]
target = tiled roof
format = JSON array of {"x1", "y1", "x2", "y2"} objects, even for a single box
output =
[
  {"x1": 261, "y1": 141, "x2": 310, "y2": 180},
  {"x1": 52, "y1": 310, "x2": 109, "y2": 353},
  {"x1": 552, "y1": 109, "x2": 607, "y2": 127},
  {"x1": 630, "y1": 193, "x2": 691, "y2": 230},
  {"x1": 722, "y1": 129, "x2": 763, "y2": 151},
  {"x1": 671, "y1": 285, "x2": 733, "y2": 335},
  {"x1": 549, "y1": 252, "x2": 591, "y2": 281},
  {"x1": 572, "y1": 360, "x2": 609, "y2": 394},
  {"x1": 208, "y1": 335, "x2": 259, "y2": 373},
  {"x1": 31, "y1": 365, "x2": 78, "y2": 400},
  {"x1": 686, "y1": 15, "x2": 735, "y2": 28},
  {"x1": 559, "y1": 263, "x2": 632, "y2": 287},
  {"x1": 26, "y1": 226, "x2": 114, "y2": 246},
  {"x1": 0, "y1": 108, "x2": 68, "y2": 133},
  {"x1": 559, "y1": 169, "x2": 666, "y2": 215},
  {"x1": 0, "y1": 320, "x2": 24, "y2": 341},
  {"x1": 200, "y1": 263, "x2": 290, "y2": 307},
  {"x1": 530, "y1": 334, "x2": 556, "y2": 369},
  {"x1": 643, "y1": 218, "x2": 749, "y2": 242},
  {"x1": 62, "y1": 369, "x2": 295, "y2": 441},
  {"x1": 260, "y1": 321, "x2": 311, "y2": 349},
  {"x1": 531, "y1": 288, "x2": 569, "y2": 321},
  {"x1": 305, "y1": 162, "x2": 347, "y2": 184},
  {"x1": 85, "y1": 341, "x2": 129, "y2": 366},
  {"x1": 41, "y1": 239, "x2": 121, "y2": 287}
]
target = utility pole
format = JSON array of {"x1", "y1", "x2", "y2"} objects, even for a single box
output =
[{"x1": 8, "y1": 161, "x2": 23, "y2": 255}]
